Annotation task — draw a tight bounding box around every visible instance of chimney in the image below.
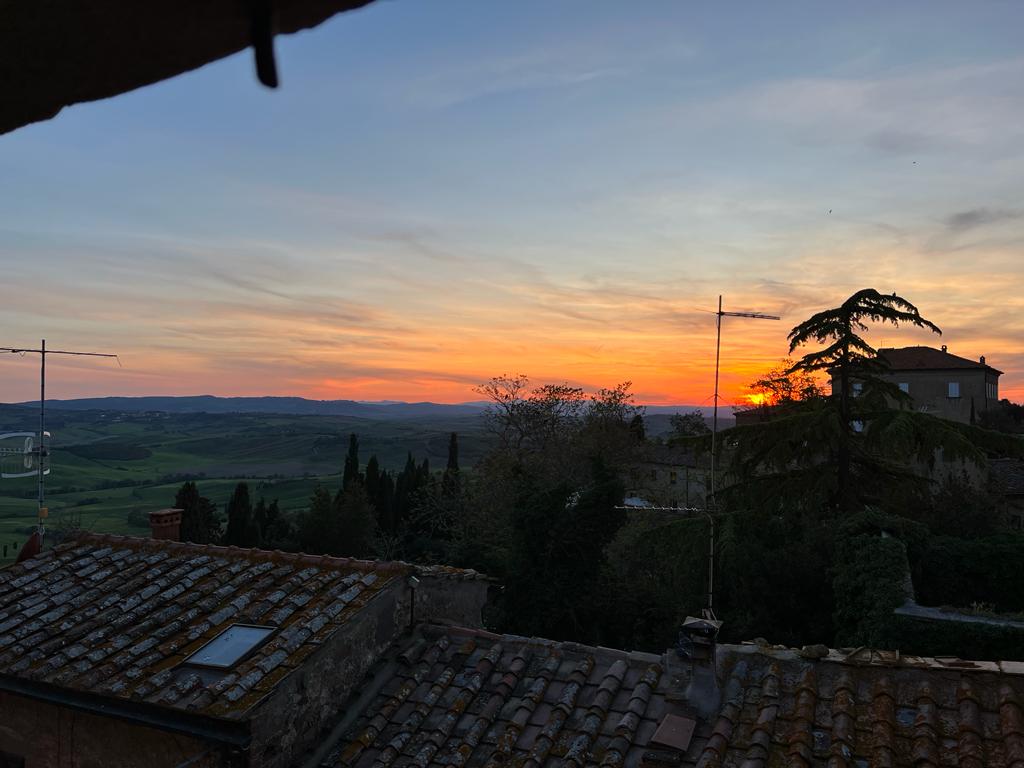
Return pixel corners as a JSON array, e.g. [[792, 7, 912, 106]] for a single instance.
[[980, 355, 986, 364], [941, 344, 948, 353], [675, 615, 723, 718], [149, 508, 182, 541]]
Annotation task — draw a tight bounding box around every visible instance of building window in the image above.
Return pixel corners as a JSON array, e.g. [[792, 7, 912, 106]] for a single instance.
[[669, 471, 678, 485], [852, 382, 863, 396], [947, 382, 960, 399], [852, 420, 864, 433], [898, 382, 909, 394], [987, 382, 998, 399]]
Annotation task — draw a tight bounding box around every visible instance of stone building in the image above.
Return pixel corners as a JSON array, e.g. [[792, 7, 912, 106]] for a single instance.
[[865, 345, 1001, 425], [4, 513, 1024, 767], [0, 512, 487, 768], [624, 445, 710, 509]]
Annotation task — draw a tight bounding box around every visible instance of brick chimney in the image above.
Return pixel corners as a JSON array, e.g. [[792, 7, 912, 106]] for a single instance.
[[149, 508, 182, 541]]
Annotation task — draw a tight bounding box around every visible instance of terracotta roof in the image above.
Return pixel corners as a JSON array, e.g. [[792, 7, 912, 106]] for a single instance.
[[697, 644, 1024, 768], [0, 533, 408, 719], [319, 629, 1024, 768], [320, 625, 685, 768], [878, 346, 1003, 375]]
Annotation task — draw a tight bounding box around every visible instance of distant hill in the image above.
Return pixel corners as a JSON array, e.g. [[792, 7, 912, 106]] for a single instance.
[[5, 395, 731, 423], [8, 396, 487, 420]]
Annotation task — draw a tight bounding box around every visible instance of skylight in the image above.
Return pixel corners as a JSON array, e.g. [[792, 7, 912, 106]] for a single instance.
[[186, 624, 274, 668]]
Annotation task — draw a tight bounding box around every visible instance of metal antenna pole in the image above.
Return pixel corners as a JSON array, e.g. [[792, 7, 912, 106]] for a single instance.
[[708, 298, 780, 505], [703, 297, 780, 614], [710, 296, 722, 504], [39, 339, 45, 527], [2, 343, 119, 540]]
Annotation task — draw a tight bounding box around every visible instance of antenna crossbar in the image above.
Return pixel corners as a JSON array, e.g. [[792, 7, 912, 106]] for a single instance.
[[1, 339, 119, 542]]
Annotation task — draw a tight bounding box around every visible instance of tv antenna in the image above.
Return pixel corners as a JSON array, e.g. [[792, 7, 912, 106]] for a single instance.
[[1, 340, 119, 541], [709, 296, 779, 505]]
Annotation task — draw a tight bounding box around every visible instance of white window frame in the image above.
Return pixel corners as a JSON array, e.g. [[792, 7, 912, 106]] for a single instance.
[[898, 382, 909, 394], [947, 381, 960, 399]]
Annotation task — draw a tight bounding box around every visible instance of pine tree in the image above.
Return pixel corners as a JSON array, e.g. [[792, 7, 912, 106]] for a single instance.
[[723, 288, 1007, 516], [343, 434, 361, 489], [223, 482, 253, 546], [787, 289, 940, 508]]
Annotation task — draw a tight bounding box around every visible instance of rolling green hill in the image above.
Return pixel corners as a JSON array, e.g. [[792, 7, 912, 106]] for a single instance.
[[0, 405, 490, 562]]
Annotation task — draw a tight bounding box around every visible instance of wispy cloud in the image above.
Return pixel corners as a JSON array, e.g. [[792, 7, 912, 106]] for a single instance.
[[944, 207, 1023, 233]]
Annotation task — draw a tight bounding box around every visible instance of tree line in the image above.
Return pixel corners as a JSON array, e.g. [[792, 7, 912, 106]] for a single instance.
[[169, 288, 1024, 655]]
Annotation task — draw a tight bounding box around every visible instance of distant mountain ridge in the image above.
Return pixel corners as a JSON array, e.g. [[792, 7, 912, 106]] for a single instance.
[[7, 396, 484, 420], [6, 395, 725, 421]]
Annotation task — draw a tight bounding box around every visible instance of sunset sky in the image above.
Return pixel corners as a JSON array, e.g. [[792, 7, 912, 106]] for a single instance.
[[1, 1, 1023, 406]]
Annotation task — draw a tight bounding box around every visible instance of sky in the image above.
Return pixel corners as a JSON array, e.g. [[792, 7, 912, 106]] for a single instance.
[[1, 1, 1023, 406]]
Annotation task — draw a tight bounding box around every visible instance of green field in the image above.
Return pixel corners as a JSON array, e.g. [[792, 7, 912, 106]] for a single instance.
[[0, 405, 489, 562]]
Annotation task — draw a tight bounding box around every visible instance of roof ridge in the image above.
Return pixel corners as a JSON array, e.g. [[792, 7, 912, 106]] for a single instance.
[[420, 623, 663, 666], [65, 531, 413, 574], [722, 642, 1022, 673]]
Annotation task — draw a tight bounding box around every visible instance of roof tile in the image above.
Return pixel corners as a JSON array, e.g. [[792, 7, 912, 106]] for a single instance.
[[0, 533, 408, 718]]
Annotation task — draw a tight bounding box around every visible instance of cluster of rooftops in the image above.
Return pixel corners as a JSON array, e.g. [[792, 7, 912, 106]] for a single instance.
[[2, 532, 1024, 767]]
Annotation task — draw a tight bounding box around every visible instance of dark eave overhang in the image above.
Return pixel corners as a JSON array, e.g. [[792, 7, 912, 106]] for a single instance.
[[0, 0, 376, 135], [0, 672, 251, 747]]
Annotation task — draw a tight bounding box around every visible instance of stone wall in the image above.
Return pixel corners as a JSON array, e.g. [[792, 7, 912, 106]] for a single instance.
[[246, 572, 488, 768], [0, 690, 225, 768]]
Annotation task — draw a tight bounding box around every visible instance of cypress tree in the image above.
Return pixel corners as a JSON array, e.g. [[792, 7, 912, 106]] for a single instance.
[[175, 481, 219, 544], [446, 433, 459, 473], [223, 482, 253, 546], [365, 455, 381, 503], [377, 471, 396, 534], [343, 433, 361, 489], [300, 485, 337, 554], [443, 433, 461, 498], [335, 484, 377, 557]]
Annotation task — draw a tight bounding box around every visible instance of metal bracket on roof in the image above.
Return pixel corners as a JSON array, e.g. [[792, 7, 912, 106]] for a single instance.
[[248, 0, 279, 88]]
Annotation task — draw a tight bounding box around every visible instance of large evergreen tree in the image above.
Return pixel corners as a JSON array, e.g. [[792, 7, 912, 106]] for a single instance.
[[334, 485, 377, 557], [786, 289, 941, 507], [723, 288, 1006, 516], [365, 455, 381, 503], [175, 481, 219, 544], [222, 482, 254, 546], [442, 433, 460, 498], [298, 485, 337, 554], [342, 434, 361, 489]]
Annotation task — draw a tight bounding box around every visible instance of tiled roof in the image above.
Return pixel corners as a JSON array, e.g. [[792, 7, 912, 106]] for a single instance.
[[878, 346, 1003, 375], [320, 625, 684, 768], [320, 630, 1024, 768], [696, 645, 1024, 768], [0, 533, 408, 719]]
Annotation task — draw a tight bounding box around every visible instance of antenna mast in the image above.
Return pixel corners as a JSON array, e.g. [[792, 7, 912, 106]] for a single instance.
[[2, 340, 119, 540], [708, 297, 780, 506]]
